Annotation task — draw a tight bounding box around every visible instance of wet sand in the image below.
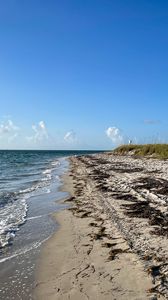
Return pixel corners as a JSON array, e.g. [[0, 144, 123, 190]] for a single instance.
[[34, 153, 168, 299]]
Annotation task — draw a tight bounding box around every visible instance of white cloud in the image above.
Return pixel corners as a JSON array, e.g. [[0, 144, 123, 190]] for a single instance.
[[105, 126, 124, 145], [64, 130, 77, 143], [27, 121, 49, 143], [0, 120, 19, 134], [0, 119, 20, 142]]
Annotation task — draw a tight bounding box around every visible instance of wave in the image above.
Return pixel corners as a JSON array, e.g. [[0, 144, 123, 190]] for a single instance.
[[0, 236, 50, 263], [51, 160, 60, 167], [0, 198, 28, 248], [0, 157, 61, 250]]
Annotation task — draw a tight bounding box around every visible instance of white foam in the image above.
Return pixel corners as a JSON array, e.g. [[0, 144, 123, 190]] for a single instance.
[[0, 198, 28, 248], [0, 157, 63, 249], [0, 236, 50, 264], [27, 214, 48, 220], [42, 169, 52, 175], [51, 160, 60, 166]]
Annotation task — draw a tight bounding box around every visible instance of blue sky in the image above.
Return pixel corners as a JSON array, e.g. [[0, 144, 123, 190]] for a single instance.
[[0, 0, 168, 149]]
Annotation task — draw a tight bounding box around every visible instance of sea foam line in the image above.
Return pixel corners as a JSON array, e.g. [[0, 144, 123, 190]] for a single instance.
[[0, 236, 50, 264]]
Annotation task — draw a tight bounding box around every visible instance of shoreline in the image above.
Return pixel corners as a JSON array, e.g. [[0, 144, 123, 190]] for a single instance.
[[33, 154, 168, 299], [0, 156, 70, 300]]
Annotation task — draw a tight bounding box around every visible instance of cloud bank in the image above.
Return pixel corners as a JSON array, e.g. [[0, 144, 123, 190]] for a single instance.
[[64, 130, 77, 143], [27, 121, 49, 143], [0, 119, 19, 142], [105, 126, 124, 145]]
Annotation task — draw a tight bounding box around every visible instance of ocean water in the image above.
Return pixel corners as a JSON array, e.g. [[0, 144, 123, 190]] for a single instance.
[[0, 150, 100, 299], [0, 150, 97, 250]]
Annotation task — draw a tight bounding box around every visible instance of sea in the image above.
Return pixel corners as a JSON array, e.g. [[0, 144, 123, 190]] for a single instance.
[[0, 150, 100, 300]]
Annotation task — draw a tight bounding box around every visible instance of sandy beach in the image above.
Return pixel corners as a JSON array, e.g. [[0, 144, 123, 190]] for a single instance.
[[34, 153, 168, 300]]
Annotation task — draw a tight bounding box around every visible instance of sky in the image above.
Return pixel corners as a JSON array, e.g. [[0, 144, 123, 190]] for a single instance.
[[0, 0, 168, 150]]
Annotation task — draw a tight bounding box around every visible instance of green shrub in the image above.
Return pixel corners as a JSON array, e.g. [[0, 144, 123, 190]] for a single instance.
[[113, 144, 168, 159]]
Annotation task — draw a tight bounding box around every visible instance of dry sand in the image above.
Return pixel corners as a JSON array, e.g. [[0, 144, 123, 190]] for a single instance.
[[34, 153, 168, 300]]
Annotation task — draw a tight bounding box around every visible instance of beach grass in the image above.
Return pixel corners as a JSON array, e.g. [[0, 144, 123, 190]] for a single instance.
[[113, 144, 168, 159]]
